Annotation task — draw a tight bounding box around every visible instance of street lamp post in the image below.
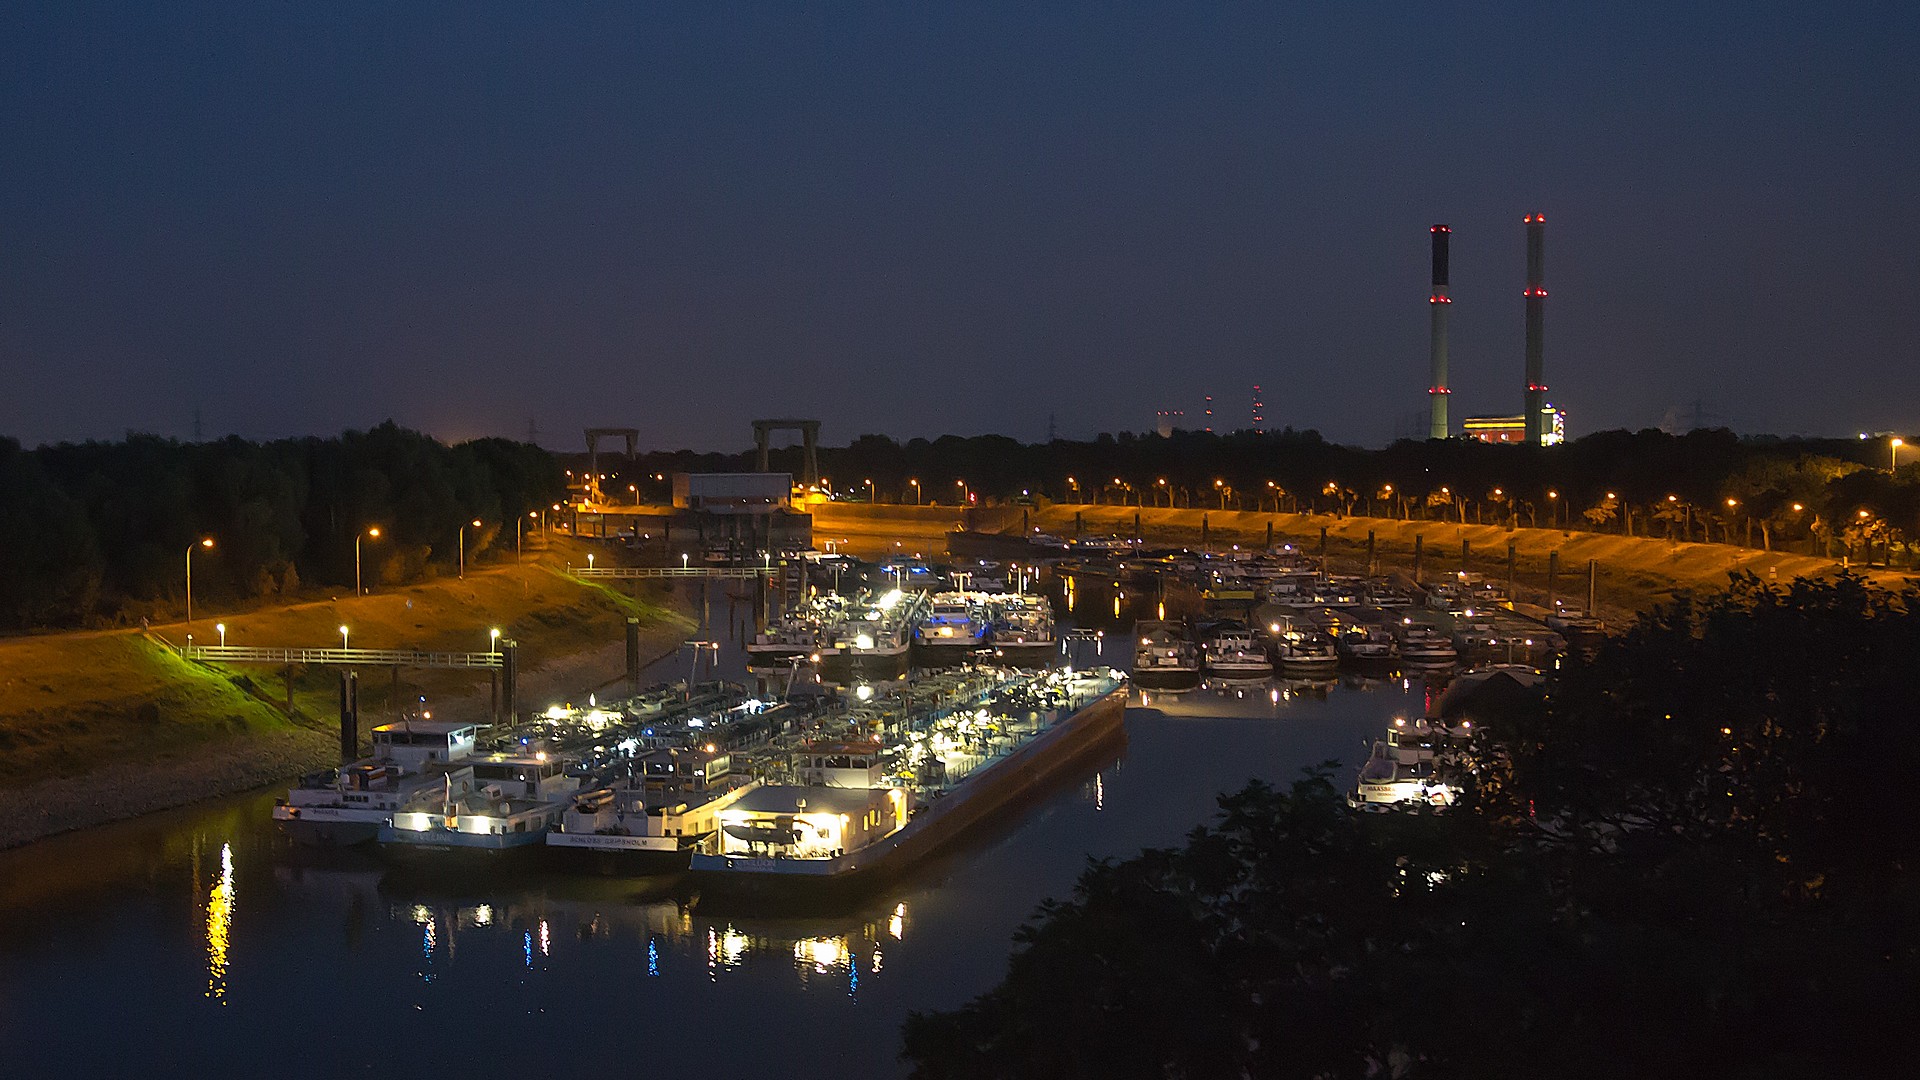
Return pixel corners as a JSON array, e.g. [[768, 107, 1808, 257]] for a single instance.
[[1067, 476, 1079, 503], [216, 622, 226, 647], [459, 519, 481, 579], [339, 625, 350, 651], [909, 478, 921, 505], [185, 538, 213, 627], [490, 627, 501, 653], [1892, 437, 1905, 473], [956, 479, 970, 505], [864, 478, 876, 504], [356, 526, 381, 595]]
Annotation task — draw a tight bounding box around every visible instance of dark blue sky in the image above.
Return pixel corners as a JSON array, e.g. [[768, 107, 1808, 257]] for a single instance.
[[4, 2, 1917, 450]]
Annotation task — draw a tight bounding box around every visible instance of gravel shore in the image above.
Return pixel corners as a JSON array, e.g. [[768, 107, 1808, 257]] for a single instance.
[[0, 726, 337, 850]]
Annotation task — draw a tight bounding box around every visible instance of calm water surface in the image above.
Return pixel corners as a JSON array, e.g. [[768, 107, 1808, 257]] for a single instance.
[[0, 577, 1430, 1078]]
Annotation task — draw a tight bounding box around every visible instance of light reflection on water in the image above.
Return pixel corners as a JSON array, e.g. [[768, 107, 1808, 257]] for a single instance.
[[204, 842, 234, 1004], [0, 577, 1429, 1078]]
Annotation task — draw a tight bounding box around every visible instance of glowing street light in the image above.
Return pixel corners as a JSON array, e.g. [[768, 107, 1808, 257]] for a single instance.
[[956, 479, 970, 504], [864, 478, 875, 503], [185, 537, 214, 627], [356, 526, 382, 595], [489, 627, 501, 653], [1892, 437, 1905, 473], [216, 622, 226, 647], [681, 552, 690, 569], [459, 518, 482, 579], [1066, 476, 1079, 502], [339, 625, 350, 650], [909, 478, 921, 505]]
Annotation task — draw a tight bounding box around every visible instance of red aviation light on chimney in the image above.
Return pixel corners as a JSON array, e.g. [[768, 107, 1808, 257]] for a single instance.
[[1430, 225, 1451, 233], [1524, 288, 1548, 298], [1429, 294, 1452, 304], [1427, 386, 1452, 394], [1524, 214, 1545, 224], [1527, 383, 1548, 392]]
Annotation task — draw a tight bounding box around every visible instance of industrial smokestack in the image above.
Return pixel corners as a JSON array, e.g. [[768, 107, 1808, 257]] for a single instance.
[[1428, 225, 1452, 440], [1523, 213, 1547, 445]]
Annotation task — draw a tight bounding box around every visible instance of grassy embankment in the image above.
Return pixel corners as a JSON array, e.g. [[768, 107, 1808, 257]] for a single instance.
[[0, 536, 691, 846], [811, 502, 1875, 622]]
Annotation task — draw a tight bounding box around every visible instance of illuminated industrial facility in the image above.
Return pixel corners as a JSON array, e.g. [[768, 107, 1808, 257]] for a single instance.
[[1422, 214, 1562, 446], [1463, 406, 1566, 445]]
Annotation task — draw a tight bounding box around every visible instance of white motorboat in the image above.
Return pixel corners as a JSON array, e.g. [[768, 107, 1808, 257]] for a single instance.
[[1202, 623, 1274, 680], [1133, 620, 1200, 690], [272, 719, 482, 845], [1394, 622, 1459, 665]]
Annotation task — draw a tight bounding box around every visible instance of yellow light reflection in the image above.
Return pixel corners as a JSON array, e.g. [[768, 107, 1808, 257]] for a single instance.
[[205, 842, 235, 1003], [889, 902, 906, 940], [794, 935, 851, 972]]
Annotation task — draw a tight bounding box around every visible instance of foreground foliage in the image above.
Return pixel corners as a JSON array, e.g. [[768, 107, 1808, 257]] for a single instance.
[[904, 575, 1917, 1078]]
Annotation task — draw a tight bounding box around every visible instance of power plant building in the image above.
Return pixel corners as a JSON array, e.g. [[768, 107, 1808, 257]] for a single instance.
[[1464, 406, 1566, 445]]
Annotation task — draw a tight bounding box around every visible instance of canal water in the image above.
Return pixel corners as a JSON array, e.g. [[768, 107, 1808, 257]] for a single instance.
[[0, 575, 1431, 1078]]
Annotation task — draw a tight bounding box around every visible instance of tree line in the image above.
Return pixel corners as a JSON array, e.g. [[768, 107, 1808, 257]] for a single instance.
[[903, 573, 1916, 1077], [595, 426, 1917, 563], [0, 423, 564, 630]]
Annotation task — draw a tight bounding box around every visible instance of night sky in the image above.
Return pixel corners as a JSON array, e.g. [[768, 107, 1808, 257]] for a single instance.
[[4, 2, 1917, 451]]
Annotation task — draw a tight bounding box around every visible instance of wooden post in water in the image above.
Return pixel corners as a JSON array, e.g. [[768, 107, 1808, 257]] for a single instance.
[[1413, 534, 1424, 584], [1547, 550, 1559, 608], [1588, 558, 1597, 614], [1201, 514, 1209, 550], [501, 640, 519, 724], [626, 617, 642, 696], [1367, 531, 1376, 577], [338, 671, 358, 763], [1133, 512, 1141, 543], [1266, 521, 1274, 550], [1319, 526, 1329, 578], [1507, 542, 1517, 605]]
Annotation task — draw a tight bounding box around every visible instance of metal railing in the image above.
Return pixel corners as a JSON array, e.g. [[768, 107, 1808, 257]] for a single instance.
[[569, 565, 777, 579], [179, 644, 504, 669]]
